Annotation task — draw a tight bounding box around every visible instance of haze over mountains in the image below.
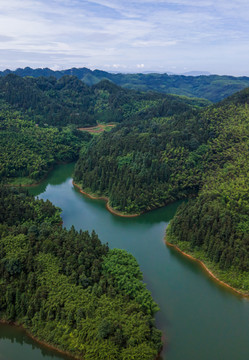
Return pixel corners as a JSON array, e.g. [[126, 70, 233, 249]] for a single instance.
[[1, 67, 249, 102]]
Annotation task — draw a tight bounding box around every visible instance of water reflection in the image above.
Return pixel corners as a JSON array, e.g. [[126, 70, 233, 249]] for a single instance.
[[10, 162, 249, 360], [0, 324, 73, 360]]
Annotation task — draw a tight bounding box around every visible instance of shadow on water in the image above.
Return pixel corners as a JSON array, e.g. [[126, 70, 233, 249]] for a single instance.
[[28, 163, 76, 197], [0, 324, 73, 360], [167, 245, 248, 301], [72, 184, 183, 226]]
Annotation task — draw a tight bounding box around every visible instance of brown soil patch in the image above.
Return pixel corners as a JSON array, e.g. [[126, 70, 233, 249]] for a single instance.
[[78, 124, 115, 134]]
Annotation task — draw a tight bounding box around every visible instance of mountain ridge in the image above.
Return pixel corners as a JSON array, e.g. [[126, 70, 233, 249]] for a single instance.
[[1, 66, 249, 102]]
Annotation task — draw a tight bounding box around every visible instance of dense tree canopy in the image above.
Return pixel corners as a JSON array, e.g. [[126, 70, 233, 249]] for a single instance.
[[0, 186, 162, 359], [0, 101, 91, 184], [74, 87, 249, 292], [74, 95, 215, 213], [0, 74, 205, 128], [167, 90, 249, 292], [0, 75, 208, 185], [1, 68, 249, 351]]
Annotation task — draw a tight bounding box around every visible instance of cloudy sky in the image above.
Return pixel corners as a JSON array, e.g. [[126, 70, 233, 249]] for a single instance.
[[0, 0, 249, 75]]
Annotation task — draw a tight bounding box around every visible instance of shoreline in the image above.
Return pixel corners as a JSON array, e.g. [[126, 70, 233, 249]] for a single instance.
[[72, 182, 185, 218], [72, 181, 140, 218], [5, 161, 76, 188], [0, 320, 77, 359], [165, 239, 249, 298], [0, 319, 163, 360], [4, 165, 55, 187]]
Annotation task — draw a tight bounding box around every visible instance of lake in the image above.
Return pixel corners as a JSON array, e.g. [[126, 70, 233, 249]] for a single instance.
[[1, 163, 249, 360]]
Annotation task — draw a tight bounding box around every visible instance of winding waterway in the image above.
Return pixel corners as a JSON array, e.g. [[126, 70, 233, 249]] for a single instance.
[[1, 163, 249, 360]]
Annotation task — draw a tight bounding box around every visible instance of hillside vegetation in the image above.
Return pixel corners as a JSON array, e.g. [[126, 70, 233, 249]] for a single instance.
[[74, 94, 216, 213], [2, 66, 249, 102], [0, 101, 91, 184], [0, 75, 208, 185], [74, 88, 249, 293], [0, 186, 162, 360], [0, 74, 193, 128], [167, 90, 249, 293]]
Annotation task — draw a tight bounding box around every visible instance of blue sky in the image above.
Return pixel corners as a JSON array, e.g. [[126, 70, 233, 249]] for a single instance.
[[1, 0, 249, 75]]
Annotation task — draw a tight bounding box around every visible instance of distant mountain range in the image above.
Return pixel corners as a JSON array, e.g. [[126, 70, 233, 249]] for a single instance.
[[181, 71, 211, 76], [1, 66, 249, 102]]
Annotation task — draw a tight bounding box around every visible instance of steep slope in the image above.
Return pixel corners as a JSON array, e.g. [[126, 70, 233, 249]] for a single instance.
[[0, 74, 95, 127], [74, 87, 249, 293], [0, 101, 91, 184], [0, 74, 191, 128], [0, 75, 208, 185], [166, 90, 249, 294], [74, 95, 211, 213]]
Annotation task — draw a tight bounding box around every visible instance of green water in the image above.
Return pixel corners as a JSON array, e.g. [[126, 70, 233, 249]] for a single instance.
[[1, 163, 249, 360]]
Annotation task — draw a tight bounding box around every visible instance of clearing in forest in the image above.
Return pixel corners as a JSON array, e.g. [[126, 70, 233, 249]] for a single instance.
[[78, 123, 116, 134]]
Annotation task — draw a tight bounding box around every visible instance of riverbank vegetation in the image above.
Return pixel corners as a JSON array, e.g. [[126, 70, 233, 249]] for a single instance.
[[74, 87, 249, 292], [166, 144, 249, 292], [0, 186, 162, 359], [73, 93, 213, 214], [166, 90, 249, 293], [1, 69, 249, 347]]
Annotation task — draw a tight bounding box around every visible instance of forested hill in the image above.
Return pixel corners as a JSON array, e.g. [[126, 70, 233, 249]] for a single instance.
[[1, 74, 205, 128], [166, 89, 249, 293], [74, 86, 249, 292], [73, 93, 225, 214], [0, 186, 162, 359], [0, 74, 209, 186], [0, 100, 92, 184], [0, 74, 95, 127], [74, 86, 249, 214], [1, 66, 249, 102]]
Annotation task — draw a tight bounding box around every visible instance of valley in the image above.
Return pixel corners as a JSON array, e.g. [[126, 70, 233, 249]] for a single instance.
[[0, 72, 249, 359]]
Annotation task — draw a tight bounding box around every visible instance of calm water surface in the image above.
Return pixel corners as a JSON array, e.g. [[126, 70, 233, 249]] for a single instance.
[[1, 163, 249, 360]]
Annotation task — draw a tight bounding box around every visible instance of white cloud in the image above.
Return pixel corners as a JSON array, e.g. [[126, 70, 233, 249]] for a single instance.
[[132, 40, 178, 47], [0, 0, 249, 74]]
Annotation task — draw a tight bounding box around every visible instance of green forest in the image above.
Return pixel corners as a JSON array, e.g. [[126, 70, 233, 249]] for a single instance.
[[0, 100, 91, 184], [0, 74, 208, 186], [0, 75, 167, 359], [0, 74, 185, 128], [74, 87, 249, 293], [1, 70, 249, 360], [166, 91, 249, 293], [0, 186, 162, 359], [2, 66, 249, 102], [73, 93, 218, 214]]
